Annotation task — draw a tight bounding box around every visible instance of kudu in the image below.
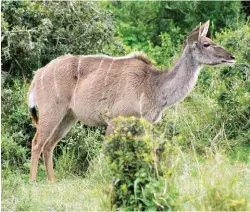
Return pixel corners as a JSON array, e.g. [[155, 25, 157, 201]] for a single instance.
[[28, 21, 235, 182]]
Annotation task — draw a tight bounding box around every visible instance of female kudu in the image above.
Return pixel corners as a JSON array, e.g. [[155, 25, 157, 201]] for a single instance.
[[28, 21, 235, 182]]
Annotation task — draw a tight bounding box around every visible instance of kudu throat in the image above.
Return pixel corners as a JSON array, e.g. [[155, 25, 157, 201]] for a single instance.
[[153, 47, 201, 107]]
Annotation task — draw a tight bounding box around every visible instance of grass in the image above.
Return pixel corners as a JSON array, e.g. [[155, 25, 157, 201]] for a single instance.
[[1, 155, 112, 211], [2, 130, 249, 211], [2, 78, 250, 211], [2, 140, 250, 211], [3, 178, 104, 211], [172, 149, 250, 210], [2, 155, 250, 211]]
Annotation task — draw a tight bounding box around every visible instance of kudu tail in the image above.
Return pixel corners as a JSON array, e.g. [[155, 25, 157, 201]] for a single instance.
[[28, 82, 38, 126]]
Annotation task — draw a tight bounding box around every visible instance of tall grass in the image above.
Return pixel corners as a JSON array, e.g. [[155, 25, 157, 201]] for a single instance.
[[1, 155, 111, 211]]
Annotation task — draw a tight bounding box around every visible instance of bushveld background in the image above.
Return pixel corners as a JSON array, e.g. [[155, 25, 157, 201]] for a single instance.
[[1, 1, 250, 211]]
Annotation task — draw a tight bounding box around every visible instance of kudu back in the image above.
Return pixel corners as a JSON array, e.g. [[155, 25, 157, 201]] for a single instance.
[[28, 21, 235, 182]]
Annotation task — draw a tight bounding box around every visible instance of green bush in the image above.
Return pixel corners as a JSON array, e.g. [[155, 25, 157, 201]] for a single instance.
[[105, 1, 244, 52], [195, 23, 250, 141], [1, 1, 114, 78], [1, 80, 32, 170], [104, 117, 179, 211], [214, 24, 250, 140]]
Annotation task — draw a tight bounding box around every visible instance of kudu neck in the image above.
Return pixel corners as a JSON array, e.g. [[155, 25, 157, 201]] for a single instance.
[[154, 46, 202, 106]]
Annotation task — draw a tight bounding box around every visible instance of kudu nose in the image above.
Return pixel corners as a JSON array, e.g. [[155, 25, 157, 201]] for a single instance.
[[230, 54, 235, 60]]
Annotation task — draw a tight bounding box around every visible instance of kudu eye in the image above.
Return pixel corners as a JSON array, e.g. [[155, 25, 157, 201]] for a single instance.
[[203, 42, 210, 47]]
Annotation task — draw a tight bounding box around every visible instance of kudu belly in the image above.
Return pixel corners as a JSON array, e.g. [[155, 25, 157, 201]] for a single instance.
[[72, 79, 164, 125], [71, 77, 142, 126]]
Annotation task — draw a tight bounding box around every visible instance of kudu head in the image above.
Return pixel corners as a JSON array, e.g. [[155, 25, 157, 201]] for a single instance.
[[185, 20, 235, 66]]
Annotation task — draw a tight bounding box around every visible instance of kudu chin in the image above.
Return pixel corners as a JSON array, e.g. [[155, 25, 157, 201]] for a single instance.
[[28, 20, 235, 182]]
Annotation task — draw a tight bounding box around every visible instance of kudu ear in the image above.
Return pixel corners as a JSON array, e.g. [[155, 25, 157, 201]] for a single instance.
[[186, 20, 210, 44], [200, 20, 210, 37], [186, 23, 201, 44]]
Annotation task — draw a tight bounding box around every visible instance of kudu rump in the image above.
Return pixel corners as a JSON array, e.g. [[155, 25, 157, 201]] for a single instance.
[[28, 21, 235, 182]]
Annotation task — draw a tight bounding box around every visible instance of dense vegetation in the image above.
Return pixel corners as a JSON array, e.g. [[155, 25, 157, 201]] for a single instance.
[[1, 1, 250, 210]]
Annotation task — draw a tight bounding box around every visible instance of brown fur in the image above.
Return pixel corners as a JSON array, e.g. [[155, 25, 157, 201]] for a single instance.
[[28, 21, 235, 182], [130, 51, 155, 65]]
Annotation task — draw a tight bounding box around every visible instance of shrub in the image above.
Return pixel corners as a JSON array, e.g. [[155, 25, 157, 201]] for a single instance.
[[104, 117, 179, 211], [196, 23, 250, 141], [105, 1, 244, 51], [214, 23, 250, 140], [1, 1, 114, 79], [147, 31, 181, 69], [1, 80, 32, 170]]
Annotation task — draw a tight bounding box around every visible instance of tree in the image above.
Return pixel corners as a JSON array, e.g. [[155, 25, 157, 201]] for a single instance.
[[1, 1, 115, 79]]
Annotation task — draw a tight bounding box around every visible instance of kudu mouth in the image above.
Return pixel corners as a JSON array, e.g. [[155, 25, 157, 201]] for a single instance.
[[221, 54, 236, 64], [221, 59, 236, 64], [206, 58, 236, 67]]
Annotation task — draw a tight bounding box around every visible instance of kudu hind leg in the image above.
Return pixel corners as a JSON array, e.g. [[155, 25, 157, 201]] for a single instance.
[[30, 131, 41, 182], [42, 111, 77, 182], [30, 108, 68, 182]]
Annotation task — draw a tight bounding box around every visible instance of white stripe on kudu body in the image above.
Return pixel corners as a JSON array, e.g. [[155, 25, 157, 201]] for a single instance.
[[53, 59, 60, 98], [73, 58, 82, 109], [111, 59, 126, 110], [88, 58, 104, 100], [27, 20, 236, 183], [104, 59, 114, 87], [41, 66, 46, 90]]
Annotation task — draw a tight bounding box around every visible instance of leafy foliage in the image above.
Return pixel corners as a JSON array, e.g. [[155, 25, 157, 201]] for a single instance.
[[1, 1, 114, 78], [105, 1, 244, 51], [104, 117, 178, 210], [1, 80, 32, 169], [214, 24, 250, 139], [195, 23, 250, 140]]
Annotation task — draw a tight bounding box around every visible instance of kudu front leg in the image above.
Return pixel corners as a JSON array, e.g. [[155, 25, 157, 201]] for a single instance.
[[105, 120, 116, 136]]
